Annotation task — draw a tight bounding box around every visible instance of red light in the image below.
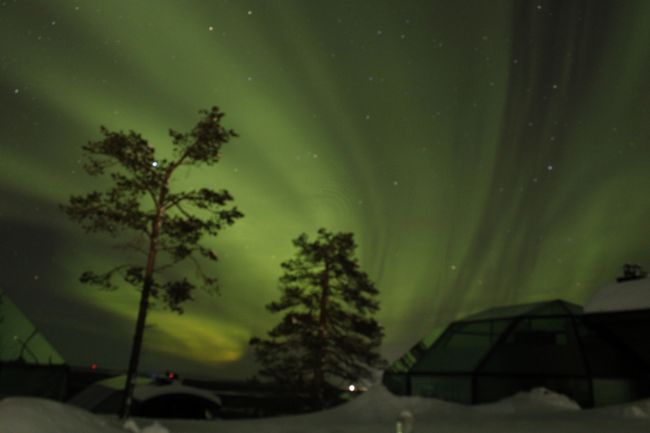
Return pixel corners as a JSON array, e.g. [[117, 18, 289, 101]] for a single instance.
[[90, 363, 97, 370], [168, 372, 175, 379]]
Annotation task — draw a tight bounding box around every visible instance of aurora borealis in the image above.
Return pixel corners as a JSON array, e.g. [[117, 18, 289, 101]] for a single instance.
[[1, 0, 649, 379]]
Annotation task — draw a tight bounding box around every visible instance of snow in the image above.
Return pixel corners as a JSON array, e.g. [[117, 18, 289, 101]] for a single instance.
[[2, 385, 650, 433], [585, 277, 650, 313], [68, 375, 221, 413], [0, 397, 124, 433]]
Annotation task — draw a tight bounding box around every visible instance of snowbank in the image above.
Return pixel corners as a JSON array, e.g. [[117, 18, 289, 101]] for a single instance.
[[0, 397, 124, 433], [475, 387, 581, 414], [2, 385, 650, 433]]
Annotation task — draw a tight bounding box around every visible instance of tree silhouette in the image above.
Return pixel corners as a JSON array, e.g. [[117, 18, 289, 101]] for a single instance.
[[250, 229, 385, 408], [61, 107, 243, 418]]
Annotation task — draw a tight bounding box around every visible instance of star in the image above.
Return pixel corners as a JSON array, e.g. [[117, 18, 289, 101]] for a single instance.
[[208, 26, 214, 31], [547, 164, 554, 171], [247, 10, 253, 15]]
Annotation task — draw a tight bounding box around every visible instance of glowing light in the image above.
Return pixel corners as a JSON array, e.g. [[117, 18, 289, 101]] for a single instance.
[[348, 384, 356, 392], [152, 161, 159, 167]]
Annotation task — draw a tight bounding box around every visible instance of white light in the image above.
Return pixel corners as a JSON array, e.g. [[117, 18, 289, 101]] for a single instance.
[[348, 384, 356, 392], [152, 161, 159, 167]]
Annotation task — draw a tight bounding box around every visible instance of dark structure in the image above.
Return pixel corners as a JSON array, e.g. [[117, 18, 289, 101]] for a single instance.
[[0, 362, 69, 400], [383, 300, 650, 407], [617, 264, 647, 282]]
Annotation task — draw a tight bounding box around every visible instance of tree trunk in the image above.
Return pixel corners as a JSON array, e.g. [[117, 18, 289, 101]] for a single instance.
[[315, 261, 330, 406], [119, 186, 168, 418], [119, 266, 154, 418]]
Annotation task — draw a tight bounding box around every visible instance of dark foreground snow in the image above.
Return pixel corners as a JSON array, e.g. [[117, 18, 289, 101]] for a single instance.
[[1, 385, 649, 433]]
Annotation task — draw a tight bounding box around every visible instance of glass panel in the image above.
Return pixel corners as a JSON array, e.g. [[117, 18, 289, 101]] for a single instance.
[[592, 378, 642, 406], [481, 318, 586, 375], [462, 303, 544, 321], [410, 375, 472, 403], [386, 341, 429, 373], [382, 373, 408, 395], [530, 301, 582, 317], [561, 303, 584, 316], [411, 320, 510, 373], [463, 301, 582, 322]]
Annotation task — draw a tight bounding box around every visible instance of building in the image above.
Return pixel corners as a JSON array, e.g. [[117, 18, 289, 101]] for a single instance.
[[383, 299, 650, 407]]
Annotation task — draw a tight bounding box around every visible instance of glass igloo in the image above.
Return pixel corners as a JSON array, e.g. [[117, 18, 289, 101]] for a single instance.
[[383, 300, 650, 407]]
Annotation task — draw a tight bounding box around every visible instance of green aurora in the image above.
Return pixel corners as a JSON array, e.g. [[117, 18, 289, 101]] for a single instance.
[[1, 0, 649, 378]]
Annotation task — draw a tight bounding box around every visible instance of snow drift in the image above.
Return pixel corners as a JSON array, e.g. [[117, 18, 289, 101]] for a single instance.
[[1, 385, 650, 433]]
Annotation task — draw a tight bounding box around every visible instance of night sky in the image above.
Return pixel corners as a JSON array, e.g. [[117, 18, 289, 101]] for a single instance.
[[1, 0, 649, 379]]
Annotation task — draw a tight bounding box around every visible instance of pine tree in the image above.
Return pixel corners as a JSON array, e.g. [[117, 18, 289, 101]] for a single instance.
[[250, 229, 385, 408], [61, 107, 243, 418]]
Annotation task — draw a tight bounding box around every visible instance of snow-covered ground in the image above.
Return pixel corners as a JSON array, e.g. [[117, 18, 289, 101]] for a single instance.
[[1, 385, 650, 433]]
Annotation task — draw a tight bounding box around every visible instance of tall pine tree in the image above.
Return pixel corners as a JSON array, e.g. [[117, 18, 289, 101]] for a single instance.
[[250, 229, 385, 408], [61, 107, 243, 418]]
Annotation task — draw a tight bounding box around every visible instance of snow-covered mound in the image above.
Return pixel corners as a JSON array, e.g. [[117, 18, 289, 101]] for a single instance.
[[476, 387, 581, 414], [2, 386, 650, 433], [585, 277, 650, 313], [324, 381, 464, 422], [0, 397, 124, 433], [0, 397, 171, 433]]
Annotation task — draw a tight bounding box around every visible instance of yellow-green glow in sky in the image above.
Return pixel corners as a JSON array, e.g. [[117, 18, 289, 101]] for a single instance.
[[0, 0, 649, 378]]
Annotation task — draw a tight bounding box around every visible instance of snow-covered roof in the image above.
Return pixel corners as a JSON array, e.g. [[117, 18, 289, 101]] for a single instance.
[[68, 375, 222, 410], [133, 381, 222, 406], [584, 277, 650, 313]]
